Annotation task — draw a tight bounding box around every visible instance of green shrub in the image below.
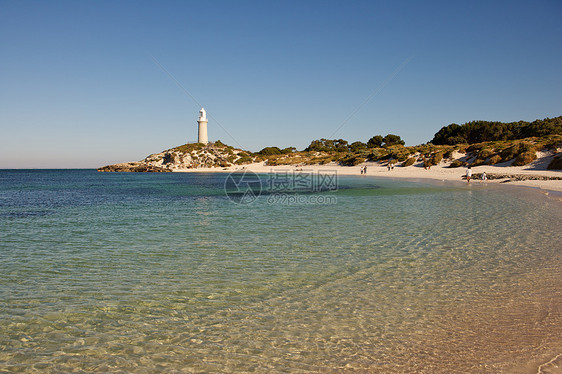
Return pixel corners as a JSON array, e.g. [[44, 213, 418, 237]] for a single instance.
[[281, 147, 296, 154], [235, 156, 253, 165], [384, 146, 409, 162], [466, 143, 486, 153], [392, 153, 409, 162], [317, 157, 333, 165], [402, 157, 416, 167], [258, 146, 282, 155], [173, 143, 204, 153], [340, 155, 365, 166], [162, 153, 175, 164], [500, 144, 521, 162], [478, 148, 494, 159], [541, 135, 562, 150], [500, 141, 537, 163], [547, 154, 562, 170], [517, 142, 535, 156], [268, 156, 298, 166], [512, 151, 537, 166], [449, 159, 466, 168], [367, 150, 386, 161], [472, 158, 485, 166], [430, 152, 443, 165], [487, 155, 502, 165], [304, 155, 333, 165]]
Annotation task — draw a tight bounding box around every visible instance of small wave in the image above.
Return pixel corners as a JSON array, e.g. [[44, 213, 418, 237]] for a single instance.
[[0, 210, 53, 219]]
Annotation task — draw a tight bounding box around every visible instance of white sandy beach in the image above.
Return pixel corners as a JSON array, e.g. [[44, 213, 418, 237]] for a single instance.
[[174, 158, 562, 193]]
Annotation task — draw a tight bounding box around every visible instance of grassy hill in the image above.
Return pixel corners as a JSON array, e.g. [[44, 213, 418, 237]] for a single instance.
[[98, 141, 258, 172]]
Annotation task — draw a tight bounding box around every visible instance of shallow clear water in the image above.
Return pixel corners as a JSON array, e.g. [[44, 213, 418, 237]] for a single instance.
[[1, 170, 561, 373]]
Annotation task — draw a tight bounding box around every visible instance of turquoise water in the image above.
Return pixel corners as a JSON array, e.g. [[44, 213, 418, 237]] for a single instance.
[[1, 170, 561, 373]]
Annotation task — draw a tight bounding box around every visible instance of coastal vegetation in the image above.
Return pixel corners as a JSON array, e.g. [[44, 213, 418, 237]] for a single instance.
[[431, 116, 562, 145], [98, 116, 562, 171], [402, 157, 416, 167], [254, 116, 562, 169], [547, 155, 562, 170], [256, 146, 296, 155], [302, 134, 405, 152]]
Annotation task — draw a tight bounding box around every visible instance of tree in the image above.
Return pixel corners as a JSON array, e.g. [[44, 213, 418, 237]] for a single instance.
[[367, 135, 383, 148], [430, 116, 562, 145], [431, 123, 463, 145], [383, 134, 405, 146], [305, 139, 332, 152], [280, 147, 296, 154], [350, 141, 367, 152], [305, 138, 350, 152], [305, 140, 325, 152], [258, 146, 282, 155], [334, 139, 349, 152]]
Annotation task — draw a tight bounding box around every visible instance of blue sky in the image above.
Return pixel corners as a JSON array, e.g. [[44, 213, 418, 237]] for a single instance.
[[1, 0, 561, 168]]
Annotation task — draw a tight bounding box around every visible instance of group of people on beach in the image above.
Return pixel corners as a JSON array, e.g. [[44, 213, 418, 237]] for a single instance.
[[357, 164, 488, 182], [465, 167, 487, 183]]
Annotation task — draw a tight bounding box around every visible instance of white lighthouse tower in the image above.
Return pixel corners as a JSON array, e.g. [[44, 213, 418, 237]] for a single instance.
[[197, 108, 208, 144]]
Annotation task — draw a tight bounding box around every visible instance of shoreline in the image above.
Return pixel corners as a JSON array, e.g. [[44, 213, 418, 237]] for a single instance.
[[173, 161, 562, 194]]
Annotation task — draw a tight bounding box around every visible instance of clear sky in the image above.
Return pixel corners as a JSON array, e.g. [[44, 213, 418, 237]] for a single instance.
[[1, 0, 561, 168]]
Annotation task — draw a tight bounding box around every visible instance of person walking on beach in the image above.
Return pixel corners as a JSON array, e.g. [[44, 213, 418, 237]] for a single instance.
[[364, 166, 367, 174], [466, 166, 472, 183], [481, 171, 487, 181]]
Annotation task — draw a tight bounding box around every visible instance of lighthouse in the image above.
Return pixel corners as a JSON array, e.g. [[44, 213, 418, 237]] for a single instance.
[[197, 108, 208, 144]]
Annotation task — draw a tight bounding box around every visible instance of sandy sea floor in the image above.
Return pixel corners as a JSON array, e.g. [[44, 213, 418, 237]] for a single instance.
[[1, 170, 561, 373]]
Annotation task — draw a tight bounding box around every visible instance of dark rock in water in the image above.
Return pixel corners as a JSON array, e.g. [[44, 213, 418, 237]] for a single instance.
[[473, 173, 562, 181], [97, 163, 171, 172]]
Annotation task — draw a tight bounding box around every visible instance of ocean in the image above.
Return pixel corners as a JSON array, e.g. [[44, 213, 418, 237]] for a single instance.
[[1, 169, 561, 373]]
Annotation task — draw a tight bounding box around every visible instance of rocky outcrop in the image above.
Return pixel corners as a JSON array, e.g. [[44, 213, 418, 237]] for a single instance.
[[97, 142, 256, 172], [474, 173, 562, 182], [97, 162, 171, 172]]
